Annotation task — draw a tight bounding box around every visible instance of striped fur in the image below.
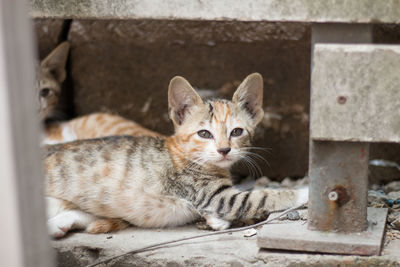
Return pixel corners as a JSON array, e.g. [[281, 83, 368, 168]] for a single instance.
[[44, 73, 308, 238]]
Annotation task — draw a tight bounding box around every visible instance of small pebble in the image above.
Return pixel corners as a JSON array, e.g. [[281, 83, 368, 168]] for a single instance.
[[243, 228, 257, 237], [287, 211, 300, 221], [267, 182, 281, 189], [388, 191, 400, 200], [254, 177, 270, 188], [281, 177, 294, 188], [392, 216, 400, 230], [298, 210, 308, 220], [385, 181, 400, 193]]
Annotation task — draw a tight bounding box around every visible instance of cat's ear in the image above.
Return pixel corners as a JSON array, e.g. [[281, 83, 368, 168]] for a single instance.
[[232, 73, 264, 125], [40, 42, 70, 83], [168, 76, 203, 126]]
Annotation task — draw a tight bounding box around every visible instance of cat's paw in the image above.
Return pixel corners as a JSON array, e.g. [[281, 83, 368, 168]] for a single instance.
[[47, 215, 74, 238], [296, 187, 309, 206], [204, 215, 231, 230]]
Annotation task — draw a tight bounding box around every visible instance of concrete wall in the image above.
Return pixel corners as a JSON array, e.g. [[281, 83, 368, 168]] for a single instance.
[[33, 19, 400, 183]]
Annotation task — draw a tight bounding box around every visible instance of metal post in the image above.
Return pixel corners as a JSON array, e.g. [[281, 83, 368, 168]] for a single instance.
[[308, 23, 372, 233], [258, 24, 388, 255], [308, 141, 369, 232]]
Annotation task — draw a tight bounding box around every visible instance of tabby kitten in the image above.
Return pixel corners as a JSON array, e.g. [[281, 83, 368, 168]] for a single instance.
[[38, 42, 163, 144], [44, 73, 308, 238]]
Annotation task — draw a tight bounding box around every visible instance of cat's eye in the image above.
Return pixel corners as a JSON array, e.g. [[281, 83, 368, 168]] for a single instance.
[[230, 128, 243, 137], [40, 88, 51, 97], [197, 130, 213, 139]]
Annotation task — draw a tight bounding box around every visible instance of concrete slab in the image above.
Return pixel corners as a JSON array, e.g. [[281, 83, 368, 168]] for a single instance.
[[30, 0, 400, 23], [311, 44, 400, 143], [257, 208, 388, 256], [53, 222, 400, 266]]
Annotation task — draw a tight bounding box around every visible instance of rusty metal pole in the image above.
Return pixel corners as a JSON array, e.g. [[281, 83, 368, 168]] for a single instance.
[[308, 141, 369, 232], [308, 24, 372, 233]]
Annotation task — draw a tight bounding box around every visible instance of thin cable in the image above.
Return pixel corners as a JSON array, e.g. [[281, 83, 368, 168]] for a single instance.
[[86, 202, 307, 267]]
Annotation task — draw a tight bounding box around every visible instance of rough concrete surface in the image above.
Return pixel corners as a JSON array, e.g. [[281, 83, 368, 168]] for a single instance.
[[258, 208, 387, 256], [33, 18, 66, 59], [53, 225, 400, 266], [311, 44, 400, 143], [30, 0, 400, 23]]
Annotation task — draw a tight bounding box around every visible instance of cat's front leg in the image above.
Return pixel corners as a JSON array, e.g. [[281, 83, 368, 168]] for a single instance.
[[196, 183, 308, 230]]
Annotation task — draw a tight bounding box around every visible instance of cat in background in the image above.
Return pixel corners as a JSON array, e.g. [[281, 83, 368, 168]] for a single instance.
[[43, 73, 308, 238], [37, 42, 70, 122], [37, 41, 163, 145]]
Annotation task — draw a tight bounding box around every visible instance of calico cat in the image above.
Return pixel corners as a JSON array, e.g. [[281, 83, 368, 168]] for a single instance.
[[37, 42, 163, 144], [44, 73, 308, 238]]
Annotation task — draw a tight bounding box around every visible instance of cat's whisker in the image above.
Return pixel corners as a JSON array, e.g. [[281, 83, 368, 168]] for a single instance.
[[237, 157, 254, 178], [242, 151, 270, 169], [245, 158, 260, 178], [239, 155, 262, 178], [242, 146, 272, 155], [242, 146, 272, 152], [245, 156, 263, 177]]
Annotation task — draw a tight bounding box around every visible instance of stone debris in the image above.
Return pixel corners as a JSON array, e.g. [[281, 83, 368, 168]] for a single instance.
[[368, 188, 400, 232], [287, 211, 301, 221], [392, 217, 400, 229], [243, 228, 257, 237], [279, 210, 301, 221]]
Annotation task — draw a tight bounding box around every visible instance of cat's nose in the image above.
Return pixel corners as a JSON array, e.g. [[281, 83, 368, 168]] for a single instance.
[[217, 147, 231, 156]]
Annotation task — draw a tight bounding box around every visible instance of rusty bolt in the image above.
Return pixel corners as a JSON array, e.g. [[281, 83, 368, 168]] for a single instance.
[[337, 96, 347, 104], [328, 191, 339, 201], [328, 186, 350, 206]]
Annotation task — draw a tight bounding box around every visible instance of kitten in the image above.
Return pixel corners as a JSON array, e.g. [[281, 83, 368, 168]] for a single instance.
[[37, 41, 70, 122], [37, 42, 163, 144], [43, 73, 308, 238]]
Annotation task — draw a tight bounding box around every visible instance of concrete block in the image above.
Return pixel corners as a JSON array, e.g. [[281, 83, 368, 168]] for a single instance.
[[311, 44, 400, 143], [257, 208, 388, 256], [30, 0, 400, 23]]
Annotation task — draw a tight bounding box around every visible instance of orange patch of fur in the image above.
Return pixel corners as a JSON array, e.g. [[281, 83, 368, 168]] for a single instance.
[[102, 166, 111, 177], [86, 219, 129, 234], [45, 124, 63, 142]]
